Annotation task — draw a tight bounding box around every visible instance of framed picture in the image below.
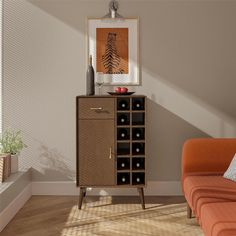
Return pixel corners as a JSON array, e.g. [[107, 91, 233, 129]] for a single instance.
[[87, 18, 140, 85]]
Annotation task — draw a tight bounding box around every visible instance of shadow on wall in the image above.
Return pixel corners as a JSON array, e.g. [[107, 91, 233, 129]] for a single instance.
[[16, 126, 76, 181], [135, 68, 236, 138], [32, 145, 76, 181], [146, 98, 209, 181], [26, 0, 106, 32]]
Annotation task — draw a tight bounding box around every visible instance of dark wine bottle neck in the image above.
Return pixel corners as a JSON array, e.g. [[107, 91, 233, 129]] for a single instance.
[[89, 56, 92, 66]]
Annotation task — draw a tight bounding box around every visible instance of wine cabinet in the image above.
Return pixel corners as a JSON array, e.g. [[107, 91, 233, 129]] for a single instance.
[[76, 95, 146, 209]]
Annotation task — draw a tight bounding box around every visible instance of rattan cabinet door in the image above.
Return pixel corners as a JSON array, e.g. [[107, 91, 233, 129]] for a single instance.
[[79, 119, 115, 186]]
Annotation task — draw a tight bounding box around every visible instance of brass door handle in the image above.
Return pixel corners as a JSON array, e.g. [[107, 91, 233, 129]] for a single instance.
[[109, 147, 112, 159], [90, 107, 103, 110]]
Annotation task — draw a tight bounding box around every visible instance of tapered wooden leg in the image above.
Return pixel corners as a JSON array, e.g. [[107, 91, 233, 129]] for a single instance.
[[78, 187, 86, 210], [138, 187, 145, 210], [187, 203, 192, 219]]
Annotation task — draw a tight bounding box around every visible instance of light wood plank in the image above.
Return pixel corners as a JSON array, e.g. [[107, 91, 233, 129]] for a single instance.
[[1, 196, 203, 236]]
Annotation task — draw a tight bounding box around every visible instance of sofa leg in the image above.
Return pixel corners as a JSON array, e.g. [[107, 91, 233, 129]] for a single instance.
[[187, 203, 192, 219]]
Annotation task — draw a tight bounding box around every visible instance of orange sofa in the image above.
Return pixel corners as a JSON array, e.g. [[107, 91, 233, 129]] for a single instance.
[[182, 138, 236, 236]]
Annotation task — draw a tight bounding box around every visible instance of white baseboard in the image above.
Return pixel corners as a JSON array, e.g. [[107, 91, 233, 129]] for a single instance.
[[32, 181, 183, 196], [0, 183, 32, 232]]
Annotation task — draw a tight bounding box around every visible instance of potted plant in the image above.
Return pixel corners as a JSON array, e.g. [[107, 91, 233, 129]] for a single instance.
[[0, 129, 27, 173]]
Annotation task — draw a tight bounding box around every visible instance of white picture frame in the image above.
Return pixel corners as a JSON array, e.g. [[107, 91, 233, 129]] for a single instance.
[[87, 18, 140, 85]]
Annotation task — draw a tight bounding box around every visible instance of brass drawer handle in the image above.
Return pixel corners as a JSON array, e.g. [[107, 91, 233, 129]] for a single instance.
[[90, 107, 103, 111]]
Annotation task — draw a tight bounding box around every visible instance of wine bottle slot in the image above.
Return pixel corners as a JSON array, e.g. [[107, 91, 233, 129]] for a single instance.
[[132, 158, 145, 170], [132, 172, 145, 185], [117, 172, 130, 185], [117, 158, 130, 170], [117, 113, 130, 125], [132, 143, 145, 155], [132, 98, 145, 110], [117, 143, 130, 155], [132, 113, 145, 125], [117, 98, 130, 111], [132, 128, 145, 140]]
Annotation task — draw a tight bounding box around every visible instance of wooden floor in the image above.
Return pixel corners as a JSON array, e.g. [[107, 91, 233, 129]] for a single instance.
[[1, 196, 203, 236]]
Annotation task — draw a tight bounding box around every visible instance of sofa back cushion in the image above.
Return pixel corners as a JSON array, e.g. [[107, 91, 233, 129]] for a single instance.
[[182, 139, 236, 179]]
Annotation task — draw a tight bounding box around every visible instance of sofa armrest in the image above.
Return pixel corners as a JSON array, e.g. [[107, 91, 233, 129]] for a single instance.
[[182, 138, 236, 180]]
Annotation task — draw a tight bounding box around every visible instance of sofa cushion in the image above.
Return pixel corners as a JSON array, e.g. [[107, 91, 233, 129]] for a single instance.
[[224, 153, 236, 182], [183, 175, 236, 216], [201, 202, 236, 236], [196, 198, 228, 224]]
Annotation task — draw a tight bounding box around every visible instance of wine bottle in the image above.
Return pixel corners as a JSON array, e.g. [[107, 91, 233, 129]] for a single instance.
[[86, 55, 95, 95], [120, 115, 126, 124], [132, 158, 145, 170], [136, 144, 142, 153], [133, 128, 144, 140], [133, 143, 144, 155], [118, 99, 128, 110], [118, 128, 129, 140], [135, 102, 141, 109], [118, 158, 130, 170], [132, 98, 144, 110], [117, 114, 129, 125], [132, 173, 145, 185], [117, 173, 130, 185]]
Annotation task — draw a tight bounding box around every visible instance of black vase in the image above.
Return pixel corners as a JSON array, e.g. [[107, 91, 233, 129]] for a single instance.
[[86, 55, 95, 95]]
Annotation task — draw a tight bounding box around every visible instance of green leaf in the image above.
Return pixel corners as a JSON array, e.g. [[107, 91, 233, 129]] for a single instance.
[[0, 128, 27, 154]]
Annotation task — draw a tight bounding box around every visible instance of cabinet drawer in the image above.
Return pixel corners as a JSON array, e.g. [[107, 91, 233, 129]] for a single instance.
[[79, 98, 115, 119]]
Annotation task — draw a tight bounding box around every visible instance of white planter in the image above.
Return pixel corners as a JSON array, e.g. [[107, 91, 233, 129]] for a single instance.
[[11, 154, 19, 173]]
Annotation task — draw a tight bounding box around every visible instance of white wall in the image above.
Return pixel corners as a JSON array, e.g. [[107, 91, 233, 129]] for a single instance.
[[3, 0, 236, 183]]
